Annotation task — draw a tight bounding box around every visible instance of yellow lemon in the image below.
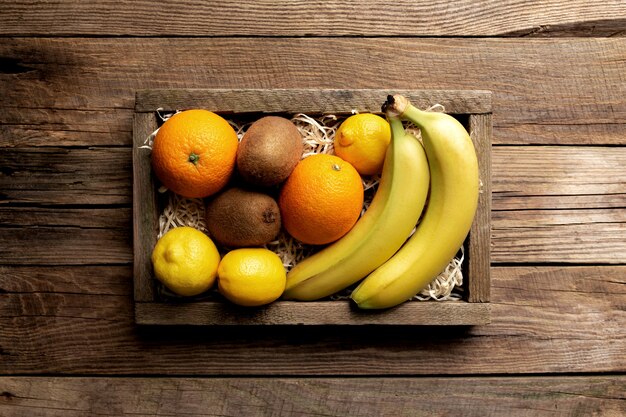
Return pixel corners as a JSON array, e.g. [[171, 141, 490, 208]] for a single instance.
[[334, 113, 391, 175], [151, 226, 220, 296], [217, 248, 286, 307]]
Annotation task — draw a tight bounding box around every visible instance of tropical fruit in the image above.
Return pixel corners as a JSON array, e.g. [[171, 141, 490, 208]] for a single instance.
[[205, 187, 281, 248], [351, 94, 479, 309], [237, 116, 303, 187]]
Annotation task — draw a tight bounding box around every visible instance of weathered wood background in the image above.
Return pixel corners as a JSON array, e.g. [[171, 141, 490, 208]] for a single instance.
[[1, 1, 625, 415]]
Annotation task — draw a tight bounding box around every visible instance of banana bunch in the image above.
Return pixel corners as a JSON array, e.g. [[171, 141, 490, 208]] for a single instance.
[[283, 114, 430, 300], [352, 95, 479, 308], [284, 94, 479, 309]]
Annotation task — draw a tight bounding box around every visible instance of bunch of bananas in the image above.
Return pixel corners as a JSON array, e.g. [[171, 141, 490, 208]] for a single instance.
[[283, 94, 479, 309]]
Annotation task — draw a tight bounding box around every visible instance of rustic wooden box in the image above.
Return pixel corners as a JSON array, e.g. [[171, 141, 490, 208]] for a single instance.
[[133, 89, 492, 325]]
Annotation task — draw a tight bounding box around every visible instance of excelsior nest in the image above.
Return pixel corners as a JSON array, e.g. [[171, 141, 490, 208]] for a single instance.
[[143, 109, 465, 301]]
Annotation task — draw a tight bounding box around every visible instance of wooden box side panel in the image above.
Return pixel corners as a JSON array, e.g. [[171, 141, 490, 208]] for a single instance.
[[467, 114, 492, 302], [135, 89, 492, 115], [135, 301, 491, 326], [133, 113, 159, 302]]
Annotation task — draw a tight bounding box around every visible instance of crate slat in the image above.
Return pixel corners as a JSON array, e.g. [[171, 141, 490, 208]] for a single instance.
[[468, 114, 492, 303], [135, 89, 492, 115], [132, 113, 159, 302], [135, 300, 491, 326]]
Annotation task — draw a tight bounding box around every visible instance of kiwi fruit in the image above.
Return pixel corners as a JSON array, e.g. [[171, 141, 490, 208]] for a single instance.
[[237, 116, 303, 187], [205, 187, 281, 248]]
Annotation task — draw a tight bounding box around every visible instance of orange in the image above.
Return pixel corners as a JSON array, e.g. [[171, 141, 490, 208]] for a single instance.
[[279, 154, 364, 245], [334, 113, 391, 176], [151, 109, 238, 198]]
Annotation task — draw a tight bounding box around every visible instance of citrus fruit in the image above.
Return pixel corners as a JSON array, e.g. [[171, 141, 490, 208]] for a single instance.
[[151, 226, 220, 297], [151, 109, 238, 198], [334, 113, 391, 175], [217, 248, 286, 307], [278, 154, 364, 245]]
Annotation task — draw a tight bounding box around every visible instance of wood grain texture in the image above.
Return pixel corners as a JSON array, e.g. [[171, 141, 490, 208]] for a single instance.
[[468, 114, 492, 302], [132, 113, 158, 302], [0, 1, 625, 37], [1, 38, 624, 145], [2, 146, 622, 264], [493, 208, 626, 264], [135, 301, 491, 326], [0, 107, 132, 147], [0, 265, 131, 295], [492, 146, 626, 263], [136, 89, 492, 114], [0, 0, 623, 407], [1, 376, 624, 417], [0, 266, 623, 375], [0, 147, 131, 205]]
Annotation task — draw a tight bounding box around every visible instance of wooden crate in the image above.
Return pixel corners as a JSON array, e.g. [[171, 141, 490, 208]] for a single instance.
[[133, 89, 492, 325]]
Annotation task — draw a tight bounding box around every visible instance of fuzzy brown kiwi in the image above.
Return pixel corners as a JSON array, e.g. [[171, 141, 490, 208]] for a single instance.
[[236, 116, 303, 187], [205, 187, 281, 248]]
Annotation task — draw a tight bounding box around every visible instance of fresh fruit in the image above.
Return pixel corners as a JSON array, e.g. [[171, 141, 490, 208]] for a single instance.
[[217, 248, 286, 307], [237, 116, 304, 187], [151, 109, 238, 198], [205, 187, 281, 248], [278, 154, 364, 245], [283, 115, 430, 301], [334, 113, 391, 176], [351, 94, 480, 309], [151, 226, 220, 296]]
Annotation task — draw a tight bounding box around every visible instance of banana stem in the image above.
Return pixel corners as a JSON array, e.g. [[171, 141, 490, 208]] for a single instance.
[[382, 94, 409, 118], [387, 114, 405, 141], [383, 94, 435, 129]]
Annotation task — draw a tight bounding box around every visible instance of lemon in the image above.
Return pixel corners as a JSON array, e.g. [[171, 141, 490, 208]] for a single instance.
[[151, 226, 220, 296], [217, 248, 286, 307], [334, 113, 391, 176]]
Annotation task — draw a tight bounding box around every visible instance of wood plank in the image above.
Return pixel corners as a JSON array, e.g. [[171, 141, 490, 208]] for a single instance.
[[0, 107, 132, 148], [0, 226, 132, 265], [132, 113, 158, 302], [493, 146, 626, 204], [0, 147, 131, 205], [0, 265, 131, 295], [0, 38, 624, 145], [135, 301, 491, 326], [491, 145, 626, 263], [1, 376, 624, 417], [0, 1, 624, 36], [0, 207, 133, 265], [0, 207, 131, 229], [493, 208, 626, 264], [0, 266, 623, 375], [496, 122, 626, 146], [136, 88, 492, 114], [468, 114, 491, 302]]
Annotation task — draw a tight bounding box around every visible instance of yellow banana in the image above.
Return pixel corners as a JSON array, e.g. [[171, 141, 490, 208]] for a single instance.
[[351, 95, 480, 309], [283, 115, 430, 300]]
